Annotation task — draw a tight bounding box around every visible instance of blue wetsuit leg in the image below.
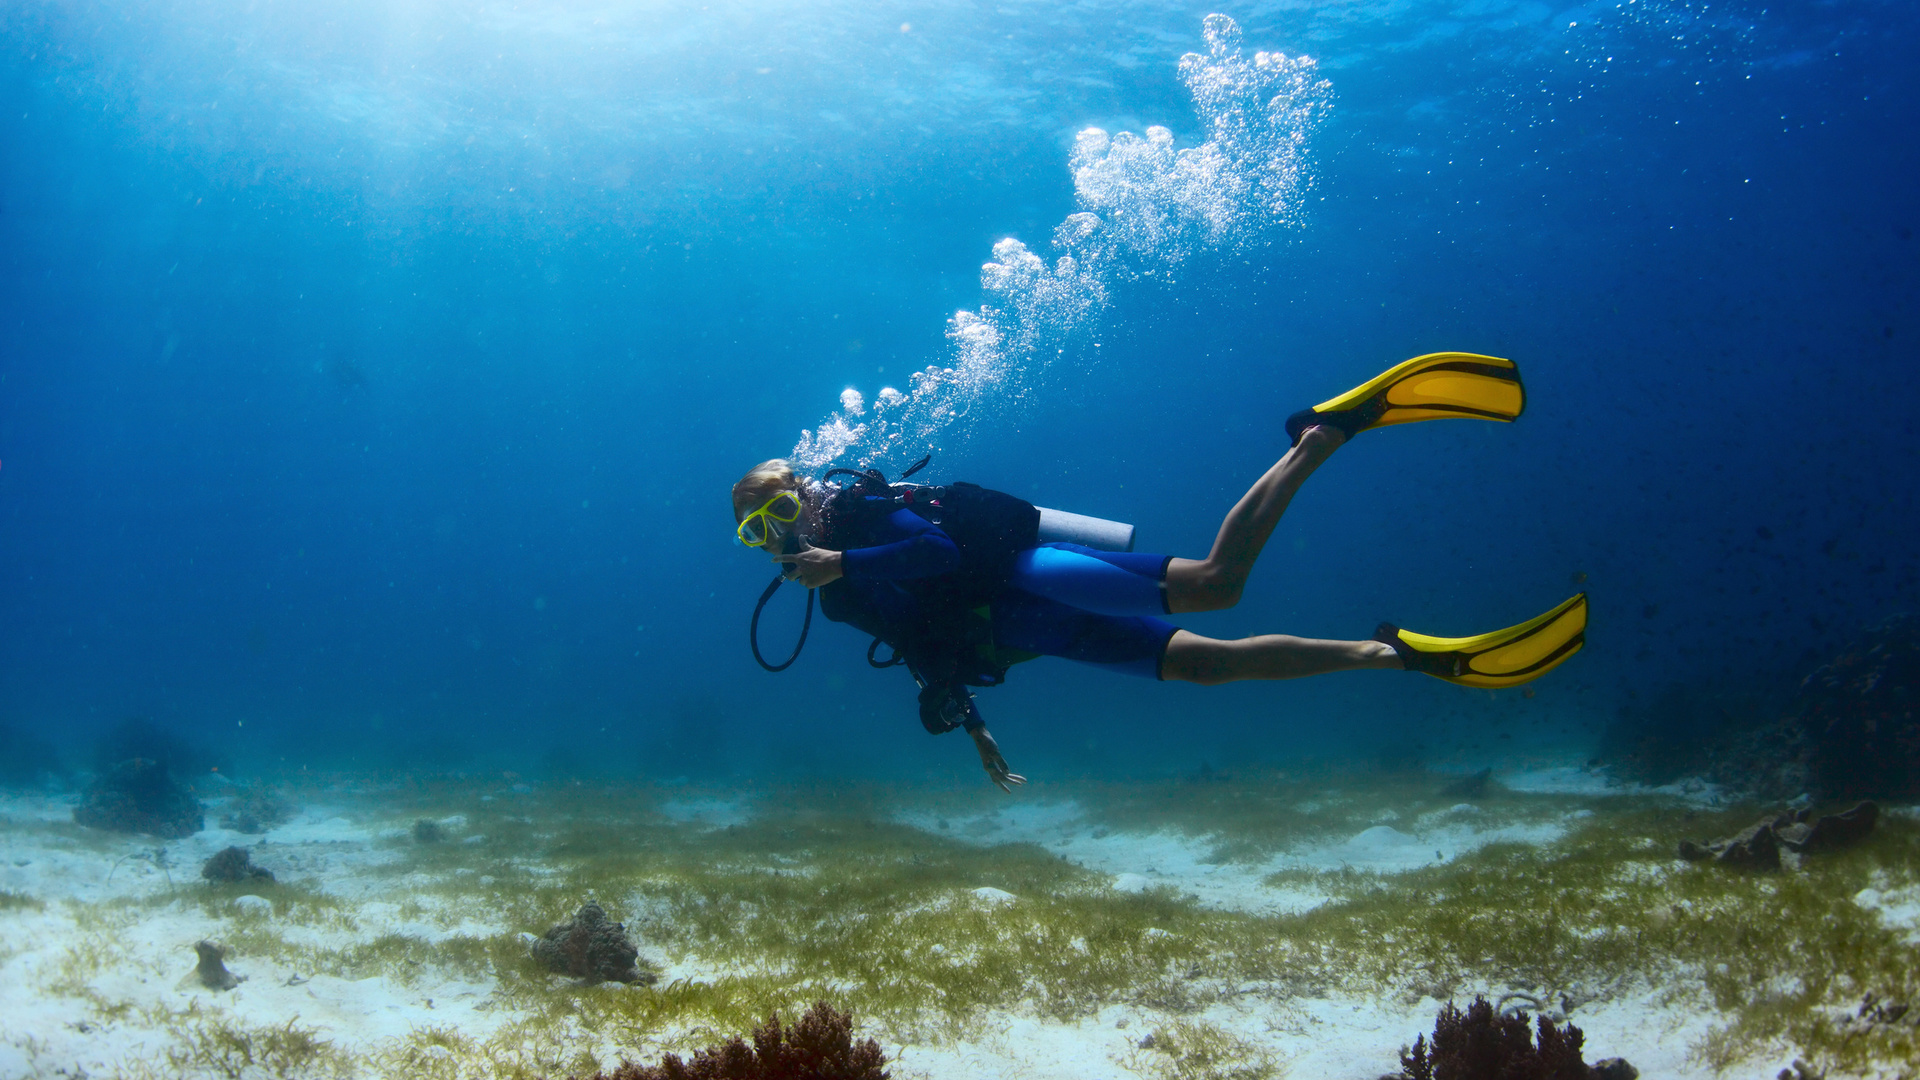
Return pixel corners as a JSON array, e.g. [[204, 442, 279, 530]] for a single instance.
[[991, 588, 1179, 680], [1006, 542, 1174, 617]]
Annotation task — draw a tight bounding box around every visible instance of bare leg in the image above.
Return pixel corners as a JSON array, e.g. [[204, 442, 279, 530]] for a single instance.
[[1161, 629, 1401, 685], [1164, 425, 1345, 614]]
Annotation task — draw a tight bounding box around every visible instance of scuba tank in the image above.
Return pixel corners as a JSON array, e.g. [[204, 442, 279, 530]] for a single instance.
[[1034, 506, 1134, 552]]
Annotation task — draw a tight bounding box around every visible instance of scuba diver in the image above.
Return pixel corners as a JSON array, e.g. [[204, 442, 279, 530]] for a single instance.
[[734, 354, 1587, 791]]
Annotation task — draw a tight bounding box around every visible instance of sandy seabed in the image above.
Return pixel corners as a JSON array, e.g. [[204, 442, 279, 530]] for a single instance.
[[2, 760, 1916, 1080]]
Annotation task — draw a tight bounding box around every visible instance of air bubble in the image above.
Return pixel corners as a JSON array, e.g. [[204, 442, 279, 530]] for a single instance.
[[794, 15, 1331, 473]]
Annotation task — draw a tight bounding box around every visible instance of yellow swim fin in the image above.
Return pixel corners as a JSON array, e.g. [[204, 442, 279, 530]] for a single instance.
[[1286, 352, 1525, 445], [1375, 594, 1587, 689]]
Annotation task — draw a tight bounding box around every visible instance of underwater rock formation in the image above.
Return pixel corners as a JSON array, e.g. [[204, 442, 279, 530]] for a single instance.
[[1836, 992, 1920, 1038], [1439, 768, 1494, 799], [1663, 614, 1920, 801], [532, 902, 654, 984], [72, 758, 204, 838], [1678, 816, 1780, 869], [1794, 613, 1920, 799], [582, 1001, 889, 1080], [1595, 683, 1726, 786], [1702, 716, 1812, 802], [1678, 801, 1878, 870], [92, 716, 221, 775], [1384, 996, 1631, 1080], [1776, 800, 1878, 851], [201, 846, 275, 884], [218, 785, 294, 833], [193, 940, 241, 990]]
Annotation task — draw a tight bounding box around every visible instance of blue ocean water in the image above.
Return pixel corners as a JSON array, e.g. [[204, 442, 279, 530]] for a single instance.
[[1, 0, 1914, 785]]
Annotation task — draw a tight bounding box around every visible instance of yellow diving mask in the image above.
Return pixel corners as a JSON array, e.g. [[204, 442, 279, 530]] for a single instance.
[[736, 490, 803, 548]]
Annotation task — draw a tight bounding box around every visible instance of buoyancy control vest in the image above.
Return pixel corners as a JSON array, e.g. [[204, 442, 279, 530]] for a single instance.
[[813, 465, 1041, 731], [815, 470, 1040, 610], [744, 456, 1045, 734]]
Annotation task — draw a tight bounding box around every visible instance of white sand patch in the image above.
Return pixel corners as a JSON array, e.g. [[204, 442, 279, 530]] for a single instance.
[[0, 791, 511, 1076], [0, 790, 77, 825], [266, 815, 378, 847], [1275, 978, 1780, 1080], [352, 899, 509, 944], [889, 1007, 1143, 1080], [0, 794, 400, 905], [0, 886, 513, 1078], [1070, 828, 1321, 914], [1493, 766, 1622, 796], [658, 796, 753, 828], [1502, 766, 1727, 805], [0, 781, 1879, 1080], [370, 812, 471, 843], [895, 799, 1574, 915], [1266, 993, 1443, 1078], [1274, 814, 1570, 874], [1854, 883, 1920, 943], [887, 981, 1765, 1080], [1572, 984, 1782, 1079], [898, 800, 1310, 910], [894, 799, 1083, 841]]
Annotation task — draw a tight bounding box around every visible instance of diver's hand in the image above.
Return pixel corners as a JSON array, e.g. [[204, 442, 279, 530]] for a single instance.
[[772, 545, 844, 589], [970, 727, 1027, 793]]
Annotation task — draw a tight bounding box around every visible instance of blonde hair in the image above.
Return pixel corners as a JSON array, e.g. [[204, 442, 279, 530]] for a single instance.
[[732, 459, 800, 520]]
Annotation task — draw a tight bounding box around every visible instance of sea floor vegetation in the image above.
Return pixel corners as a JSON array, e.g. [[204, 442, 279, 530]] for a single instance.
[[0, 762, 1915, 1079]]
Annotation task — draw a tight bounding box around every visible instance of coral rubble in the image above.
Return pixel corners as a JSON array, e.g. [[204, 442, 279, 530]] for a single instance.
[[201, 845, 275, 884], [1385, 996, 1631, 1080], [1678, 801, 1878, 870], [72, 757, 204, 838], [533, 901, 655, 984], [193, 940, 241, 990], [581, 1001, 889, 1080]]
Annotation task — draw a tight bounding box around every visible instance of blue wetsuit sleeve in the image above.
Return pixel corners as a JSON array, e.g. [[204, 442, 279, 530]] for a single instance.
[[840, 509, 961, 580]]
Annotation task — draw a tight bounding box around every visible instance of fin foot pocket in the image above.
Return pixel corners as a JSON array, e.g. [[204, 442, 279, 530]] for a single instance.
[[1374, 622, 1461, 678], [1287, 352, 1525, 445], [1378, 593, 1587, 689]]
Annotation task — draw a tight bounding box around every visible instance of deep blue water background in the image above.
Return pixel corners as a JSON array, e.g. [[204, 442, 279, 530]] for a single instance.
[[2, 0, 1915, 785]]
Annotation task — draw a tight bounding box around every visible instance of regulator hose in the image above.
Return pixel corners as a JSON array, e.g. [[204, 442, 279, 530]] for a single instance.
[[749, 573, 812, 672]]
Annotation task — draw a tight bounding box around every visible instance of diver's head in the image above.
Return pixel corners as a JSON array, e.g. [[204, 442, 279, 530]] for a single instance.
[[732, 458, 815, 552]]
